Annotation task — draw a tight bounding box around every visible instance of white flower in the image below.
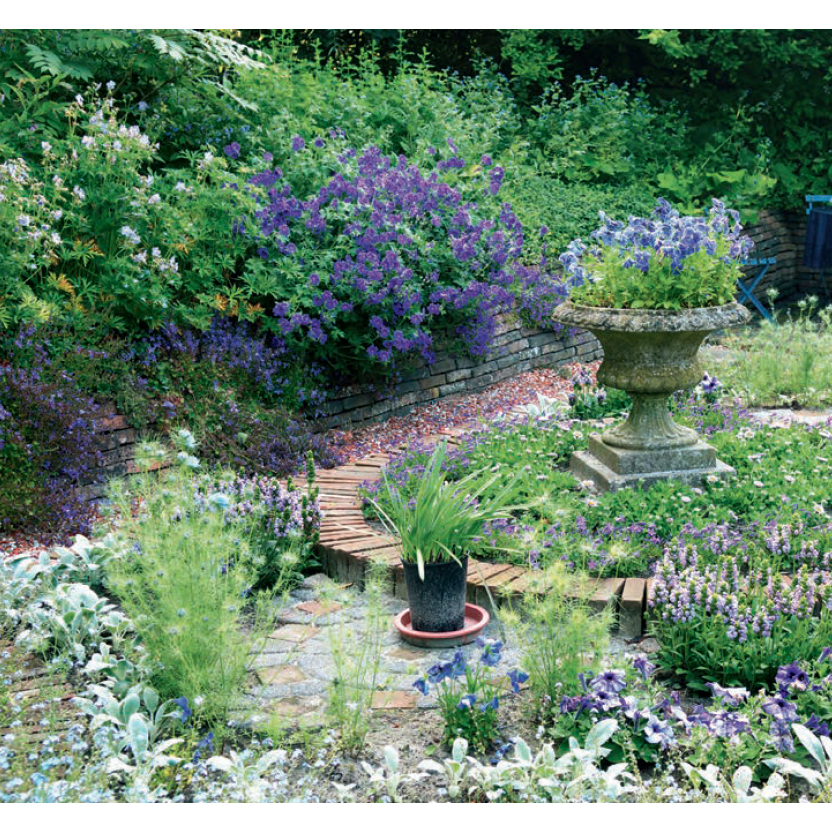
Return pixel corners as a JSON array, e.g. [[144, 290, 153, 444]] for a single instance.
[[176, 428, 197, 449], [120, 226, 140, 245]]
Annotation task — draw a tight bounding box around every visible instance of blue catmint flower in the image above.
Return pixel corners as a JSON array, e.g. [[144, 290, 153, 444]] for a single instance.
[[507, 670, 529, 693], [173, 697, 192, 723]]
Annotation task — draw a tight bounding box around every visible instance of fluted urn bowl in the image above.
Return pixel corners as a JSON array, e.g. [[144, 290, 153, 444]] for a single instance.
[[552, 301, 750, 451]]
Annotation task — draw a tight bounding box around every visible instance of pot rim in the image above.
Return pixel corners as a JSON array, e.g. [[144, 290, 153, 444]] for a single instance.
[[401, 554, 469, 568], [552, 299, 750, 332]]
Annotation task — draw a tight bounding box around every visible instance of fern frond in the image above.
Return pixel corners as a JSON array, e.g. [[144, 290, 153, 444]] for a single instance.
[[148, 34, 187, 62]]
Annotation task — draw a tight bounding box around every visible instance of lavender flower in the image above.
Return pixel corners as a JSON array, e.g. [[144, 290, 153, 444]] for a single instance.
[[776, 661, 809, 693], [590, 670, 627, 695]]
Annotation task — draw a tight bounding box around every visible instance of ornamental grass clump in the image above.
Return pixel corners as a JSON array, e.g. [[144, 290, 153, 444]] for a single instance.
[[370, 439, 525, 579], [560, 198, 754, 310]]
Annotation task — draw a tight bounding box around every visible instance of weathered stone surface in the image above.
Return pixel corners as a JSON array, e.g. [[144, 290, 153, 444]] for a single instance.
[[587, 434, 717, 476], [552, 301, 747, 488], [619, 578, 647, 639], [571, 449, 736, 493]]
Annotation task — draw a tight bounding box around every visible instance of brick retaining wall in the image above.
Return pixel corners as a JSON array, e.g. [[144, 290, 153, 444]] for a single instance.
[[315, 318, 603, 430]]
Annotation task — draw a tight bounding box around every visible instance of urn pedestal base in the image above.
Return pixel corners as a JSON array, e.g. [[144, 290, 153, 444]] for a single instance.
[[571, 433, 735, 493]]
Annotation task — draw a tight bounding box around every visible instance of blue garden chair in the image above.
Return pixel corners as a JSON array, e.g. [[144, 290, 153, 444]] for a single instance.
[[805, 195, 832, 301], [737, 257, 776, 320]]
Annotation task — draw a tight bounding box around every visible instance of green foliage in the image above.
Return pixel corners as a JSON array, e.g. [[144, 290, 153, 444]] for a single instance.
[[370, 440, 525, 578], [0, 93, 261, 333], [512, 566, 610, 709], [326, 563, 386, 755], [650, 561, 832, 691], [0, 29, 265, 159], [102, 443, 284, 725], [233, 50, 528, 200], [503, 174, 658, 265], [712, 299, 832, 408], [413, 639, 524, 755], [530, 73, 687, 187]]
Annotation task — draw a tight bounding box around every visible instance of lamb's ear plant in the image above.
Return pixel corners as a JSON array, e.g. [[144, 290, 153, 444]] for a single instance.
[[766, 723, 832, 798], [370, 439, 526, 580], [682, 762, 787, 803], [360, 745, 429, 803], [417, 737, 471, 799]]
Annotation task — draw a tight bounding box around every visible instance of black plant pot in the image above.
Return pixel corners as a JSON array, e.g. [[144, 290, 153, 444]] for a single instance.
[[402, 556, 468, 633]]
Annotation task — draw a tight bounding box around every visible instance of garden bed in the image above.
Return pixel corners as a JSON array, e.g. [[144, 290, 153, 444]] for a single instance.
[[5, 364, 832, 802]]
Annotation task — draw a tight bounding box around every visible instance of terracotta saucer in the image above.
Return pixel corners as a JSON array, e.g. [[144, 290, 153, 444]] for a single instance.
[[394, 603, 490, 648]]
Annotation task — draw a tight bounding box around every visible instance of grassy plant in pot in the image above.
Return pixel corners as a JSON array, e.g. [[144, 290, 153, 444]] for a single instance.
[[552, 198, 752, 492], [371, 440, 522, 643]]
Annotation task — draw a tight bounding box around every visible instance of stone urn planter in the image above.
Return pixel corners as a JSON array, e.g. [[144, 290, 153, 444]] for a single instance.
[[552, 300, 750, 491]]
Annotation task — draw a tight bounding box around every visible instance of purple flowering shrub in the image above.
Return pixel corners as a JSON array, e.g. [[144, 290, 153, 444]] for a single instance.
[[192, 455, 321, 590], [0, 365, 104, 539], [6, 319, 340, 479], [193, 396, 341, 479], [241, 141, 523, 383]]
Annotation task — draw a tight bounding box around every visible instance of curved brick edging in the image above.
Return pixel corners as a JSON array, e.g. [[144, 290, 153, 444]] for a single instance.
[[302, 424, 648, 639]]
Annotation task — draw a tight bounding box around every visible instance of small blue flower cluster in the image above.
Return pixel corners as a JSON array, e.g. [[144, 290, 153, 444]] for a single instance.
[[412, 637, 528, 753]]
